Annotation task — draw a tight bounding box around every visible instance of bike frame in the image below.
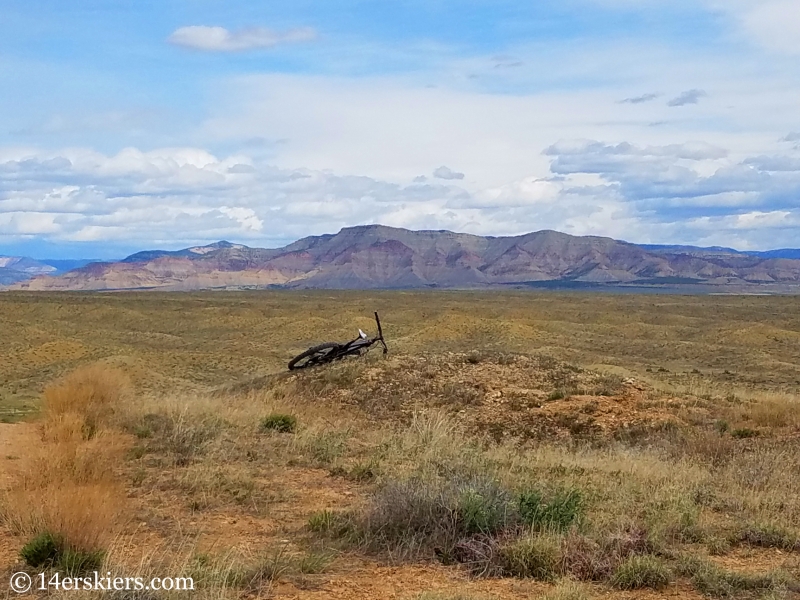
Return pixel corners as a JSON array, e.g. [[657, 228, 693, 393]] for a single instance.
[[336, 312, 387, 358], [287, 312, 387, 370]]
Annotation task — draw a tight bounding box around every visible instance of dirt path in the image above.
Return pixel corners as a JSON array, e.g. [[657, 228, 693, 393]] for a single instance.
[[271, 563, 704, 599], [0, 422, 39, 570], [0, 422, 36, 490]]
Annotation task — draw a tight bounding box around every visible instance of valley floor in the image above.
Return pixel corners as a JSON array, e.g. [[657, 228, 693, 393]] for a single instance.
[[2, 291, 800, 599]]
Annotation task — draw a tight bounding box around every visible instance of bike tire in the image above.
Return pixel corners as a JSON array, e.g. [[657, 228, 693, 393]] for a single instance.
[[288, 342, 341, 370]]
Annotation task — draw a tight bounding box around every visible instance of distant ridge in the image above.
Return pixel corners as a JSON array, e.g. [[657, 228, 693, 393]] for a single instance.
[[0, 256, 57, 286], [122, 240, 246, 263], [8, 225, 800, 292], [640, 244, 800, 260], [0, 257, 97, 285]]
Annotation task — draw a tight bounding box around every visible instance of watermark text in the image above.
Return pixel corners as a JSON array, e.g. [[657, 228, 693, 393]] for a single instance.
[[9, 571, 194, 594]]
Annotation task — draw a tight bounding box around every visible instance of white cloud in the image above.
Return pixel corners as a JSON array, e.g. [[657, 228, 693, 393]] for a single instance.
[[433, 166, 464, 180], [167, 25, 316, 52], [219, 206, 263, 231], [544, 140, 728, 160], [737, 1, 800, 55], [3, 139, 800, 251]]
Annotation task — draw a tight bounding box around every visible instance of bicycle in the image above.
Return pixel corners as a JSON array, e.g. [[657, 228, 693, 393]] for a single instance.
[[288, 312, 388, 370]]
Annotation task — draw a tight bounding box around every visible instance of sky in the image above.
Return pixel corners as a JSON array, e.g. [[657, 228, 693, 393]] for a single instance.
[[1, 0, 800, 259]]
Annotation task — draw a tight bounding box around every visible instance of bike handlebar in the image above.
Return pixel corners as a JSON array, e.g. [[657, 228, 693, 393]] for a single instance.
[[374, 311, 388, 354]]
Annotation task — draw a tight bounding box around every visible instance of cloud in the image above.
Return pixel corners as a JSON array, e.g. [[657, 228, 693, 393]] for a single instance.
[[544, 140, 728, 161], [737, 0, 800, 55], [782, 132, 800, 149], [0, 146, 471, 247], [8, 15, 800, 253], [492, 55, 524, 69], [433, 166, 465, 180], [618, 93, 660, 104], [219, 206, 263, 231], [4, 137, 800, 253], [743, 155, 800, 172], [167, 25, 316, 52], [667, 89, 708, 107], [542, 137, 800, 248]]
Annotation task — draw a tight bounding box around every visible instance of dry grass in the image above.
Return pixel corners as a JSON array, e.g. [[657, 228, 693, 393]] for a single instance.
[[738, 393, 800, 429], [5, 292, 800, 598], [1, 363, 131, 559], [540, 579, 593, 600], [42, 363, 131, 432], [4, 482, 124, 554], [3, 291, 800, 410]]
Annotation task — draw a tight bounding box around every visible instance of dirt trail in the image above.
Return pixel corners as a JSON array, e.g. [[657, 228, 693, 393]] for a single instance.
[[0, 422, 38, 570], [272, 563, 703, 599], [0, 422, 36, 490]]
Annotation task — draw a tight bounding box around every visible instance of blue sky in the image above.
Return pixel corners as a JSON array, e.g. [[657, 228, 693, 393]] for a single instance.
[[1, 0, 800, 258]]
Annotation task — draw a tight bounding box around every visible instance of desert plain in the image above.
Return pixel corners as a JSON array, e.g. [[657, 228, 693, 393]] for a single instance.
[[2, 290, 800, 600]]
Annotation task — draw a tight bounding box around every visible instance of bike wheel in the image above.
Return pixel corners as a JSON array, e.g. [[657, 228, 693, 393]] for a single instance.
[[288, 342, 340, 370]]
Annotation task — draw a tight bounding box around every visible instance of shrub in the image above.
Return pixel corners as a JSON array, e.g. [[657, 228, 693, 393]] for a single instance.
[[364, 477, 451, 546], [260, 414, 297, 434], [43, 364, 130, 435], [731, 427, 759, 439], [518, 488, 583, 532], [57, 548, 105, 576], [305, 430, 349, 464], [449, 534, 502, 577], [676, 555, 788, 598], [4, 481, 122, 559], [307, 510, 350, 537], [20, 532, 62, 567], [560, 533, 613, 581], [592, 374, 625, 397], [611, 555, 672, 590], [19, 532, 103, 575], [500, 534, 562, 581], [739, 523, 800, 551], [465, 351, 483, 364], [667, 507, 705, 544], [706, 537, 731, 556], [240, 548, 292, 592], [354, 476, 513, 558], [347, 460, 380, 482], [297, 550, 335, 574], [458, 488, 509, 535], [602, 524, 654, 561]]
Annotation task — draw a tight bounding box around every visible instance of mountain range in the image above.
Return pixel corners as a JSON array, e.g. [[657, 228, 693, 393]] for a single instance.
[[6, 225, 800, 291], [0, 257, 95, 286]]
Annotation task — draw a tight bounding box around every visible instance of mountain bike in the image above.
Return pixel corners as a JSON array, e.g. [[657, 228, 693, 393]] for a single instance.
[[288, 312, 388, 370]]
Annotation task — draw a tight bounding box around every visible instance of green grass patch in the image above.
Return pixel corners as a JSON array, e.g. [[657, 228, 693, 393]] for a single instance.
[[518, 488, 583, 532], [500, 534, 562, 581], [611, 555, 672, 590], [260, 413, 297, 433]]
